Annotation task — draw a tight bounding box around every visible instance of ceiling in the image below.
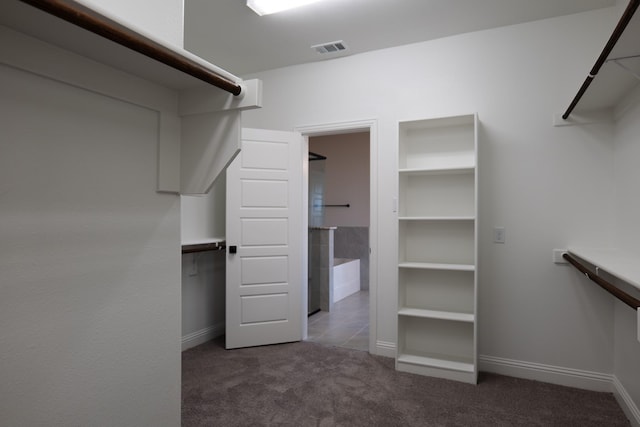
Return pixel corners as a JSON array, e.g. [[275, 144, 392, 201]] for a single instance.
[[184, 0, 616, 77]]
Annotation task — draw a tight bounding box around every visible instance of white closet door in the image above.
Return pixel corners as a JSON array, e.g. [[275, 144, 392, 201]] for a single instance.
[[225, 128, 304, 349]]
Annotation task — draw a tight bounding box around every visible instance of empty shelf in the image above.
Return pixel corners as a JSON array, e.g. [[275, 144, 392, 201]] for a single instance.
[[397, 353, 475, 373], [399, 166, 474, 175], [398, 262, 475, 271], [398, 308, 475, 322], [399, 216, 475, 221]]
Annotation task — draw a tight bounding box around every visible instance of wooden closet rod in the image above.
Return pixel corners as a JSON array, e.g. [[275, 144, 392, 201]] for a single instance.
[[563, 253, 640, 309], [562, 0, 640, 119], [19, 0, 243, 96]]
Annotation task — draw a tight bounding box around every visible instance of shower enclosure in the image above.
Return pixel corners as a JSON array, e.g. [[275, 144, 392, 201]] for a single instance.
[[308, 152, 326, 315]]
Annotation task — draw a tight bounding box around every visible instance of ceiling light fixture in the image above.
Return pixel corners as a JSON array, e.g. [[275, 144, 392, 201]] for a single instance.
[[247, 0, 322, 16]]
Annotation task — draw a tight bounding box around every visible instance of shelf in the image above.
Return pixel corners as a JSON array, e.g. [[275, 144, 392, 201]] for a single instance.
[[399, 220, 475, 266], [399, 166, 474, 176], [396, 113, 477, 384], [399, 268, 475, 314], [0, 0, 240, 91], [567, 247, 640, 291], [182, 238, 226, 253], [397, 353, 475, 373], [398, 307, 474, 322], [398, 262, 475, 271], [566, 1, 640, 115], [399, 172, 475, 218], [398, 115, 476, 170], [399, 114, 476, 130], [399, 216, 475, 221]]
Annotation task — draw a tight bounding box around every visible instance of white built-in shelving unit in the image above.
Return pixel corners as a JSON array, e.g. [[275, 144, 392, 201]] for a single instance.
[[396, 114, 478, 384]]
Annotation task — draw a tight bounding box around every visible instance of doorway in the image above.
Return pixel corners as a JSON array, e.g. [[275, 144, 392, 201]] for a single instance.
[[296, 120, 378, 354]]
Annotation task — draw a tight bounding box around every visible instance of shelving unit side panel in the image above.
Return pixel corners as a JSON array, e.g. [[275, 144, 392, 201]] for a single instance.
[[400, 173, 475, 217], [399, 269, 475, 314], [398, 173, 409, 217], [472, 113, 479, 376], [399, 220, 475, 265]]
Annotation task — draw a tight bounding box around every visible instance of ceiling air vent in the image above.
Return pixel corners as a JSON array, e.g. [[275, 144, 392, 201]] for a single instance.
[[312, 40, 348, 55]]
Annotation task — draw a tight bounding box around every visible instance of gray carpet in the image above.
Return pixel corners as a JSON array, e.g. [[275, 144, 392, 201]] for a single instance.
[[182, 338, 629, 426]]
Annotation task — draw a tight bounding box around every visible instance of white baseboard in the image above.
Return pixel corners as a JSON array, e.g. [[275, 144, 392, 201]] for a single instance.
[[480, 356, 640, 424], [182, 323, 225, 351], [479, 355, 613, 392], [613, 375, 640, 427], [375, 340, 396, 358]]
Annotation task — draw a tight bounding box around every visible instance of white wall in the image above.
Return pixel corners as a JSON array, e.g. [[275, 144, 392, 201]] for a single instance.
[[241, 7, 622, 378], [81, 0, 185, 47], [181, 176, 226, 243], [613, 86, 640, 410], [181, 250, 226, 349], [181, 176, 227, 349], [310, 132, 370, 227], [0, 63, 181, 426], [0, 17, 183, 426]]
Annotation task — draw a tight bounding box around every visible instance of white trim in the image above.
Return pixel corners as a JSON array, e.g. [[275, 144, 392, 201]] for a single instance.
[[301, 133, 309, 342], [295, 119, 376, 136], [295, 119, 379, 356], [375, 340, 397, 358], [479, 355, 613, 392], [613, 375, 640, 427], [181, 323, 225, 351]]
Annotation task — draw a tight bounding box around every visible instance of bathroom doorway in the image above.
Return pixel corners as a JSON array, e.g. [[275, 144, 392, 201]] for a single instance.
[[305, 130, 371, 352]]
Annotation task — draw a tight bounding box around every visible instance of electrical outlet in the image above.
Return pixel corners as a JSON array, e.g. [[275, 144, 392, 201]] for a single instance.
[[493, 227, 505, 244]]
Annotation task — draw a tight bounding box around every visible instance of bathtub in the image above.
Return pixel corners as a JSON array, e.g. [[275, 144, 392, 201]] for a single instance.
[[332, 258, 360, 303]]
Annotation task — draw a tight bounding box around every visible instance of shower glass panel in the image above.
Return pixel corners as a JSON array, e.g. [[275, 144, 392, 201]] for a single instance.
[[308, 153, 326, 315]]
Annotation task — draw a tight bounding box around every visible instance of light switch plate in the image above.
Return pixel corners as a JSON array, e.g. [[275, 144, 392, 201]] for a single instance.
[[493, 227, 505, 244]]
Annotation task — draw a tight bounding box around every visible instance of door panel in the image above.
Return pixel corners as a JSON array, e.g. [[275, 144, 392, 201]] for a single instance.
[[242, 140, 289, 169], [240, 218, 288, 246], [241, 257, 288, 285], [241, 180, 288, 207], [226, 128, 303, 349], [240, 294, 288, 324]]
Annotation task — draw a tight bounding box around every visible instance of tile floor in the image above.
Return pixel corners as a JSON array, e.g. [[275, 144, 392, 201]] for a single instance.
[[307, 291, 369, 351]]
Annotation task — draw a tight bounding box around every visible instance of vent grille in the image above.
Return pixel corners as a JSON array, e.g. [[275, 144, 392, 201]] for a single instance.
[[312, 40, 348, 55]]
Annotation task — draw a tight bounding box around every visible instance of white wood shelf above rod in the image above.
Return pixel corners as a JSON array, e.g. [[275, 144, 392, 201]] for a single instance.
[[182, 238, 226, 254], [567, 247, 640, 292], [0, 0, 243, 92]]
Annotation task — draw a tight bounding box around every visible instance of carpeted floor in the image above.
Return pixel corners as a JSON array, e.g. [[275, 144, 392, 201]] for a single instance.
[[182, 338, 630, 426]]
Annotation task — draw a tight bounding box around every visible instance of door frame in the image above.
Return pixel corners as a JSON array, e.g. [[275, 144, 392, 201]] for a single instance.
[[295, 119, 378, 354]]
